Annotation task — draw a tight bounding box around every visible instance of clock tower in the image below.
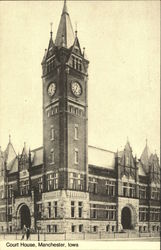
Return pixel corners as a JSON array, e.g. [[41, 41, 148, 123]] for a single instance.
[[41, 0, 89, 193]]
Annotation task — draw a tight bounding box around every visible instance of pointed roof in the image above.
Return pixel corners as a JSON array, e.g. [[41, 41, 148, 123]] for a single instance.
[[21, 142, 28, 156], [140, 139, 151, 167], [55, 0, 75, 48], [4, 135, 17, 171]]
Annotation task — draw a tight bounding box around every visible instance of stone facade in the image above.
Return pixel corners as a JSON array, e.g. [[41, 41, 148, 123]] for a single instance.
[[0, 1, 160, 236]]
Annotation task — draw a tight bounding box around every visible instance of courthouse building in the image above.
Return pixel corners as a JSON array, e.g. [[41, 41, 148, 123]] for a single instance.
[[0, 1, 160, 235]]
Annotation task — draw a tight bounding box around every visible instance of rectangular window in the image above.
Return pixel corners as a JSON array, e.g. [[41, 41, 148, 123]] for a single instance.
[[139, 186, 147, 199], [139, 207, 148, 221], [69, 173, 83, 190], [55, 106, 58, 113], [79, 224, 83, 232], [71, 201, 75, 218], [8, 207, 12, 215], [47, 174, 53, 191], [89, 177, 98, 194], [53, 225, 57, 233], [106, 225, 110, 232], [129, 184, 135, 198], [71, 225, 76, 233], [53, 201, 57, 218], [78, 174, 83, 190], [78, 202, 83, 218], [90, 204, 97, 219], [93, 226, 98, 233], [75, 149, 79, 164], [20, 180, 29, 195], [74, 125, 78, 140], [8, 185, 13, 198], [123, 182, 128, 197], [47, 173, 58, 191], [47, 225, 51, 233], [106, 180, 115, 196], [112, 225, 115, 232], [48, 202, 51, 218], [38, 177, 43, 193], [75, 108, 78, 115], [106, 205, 116, 220], [38, 204, 42, 219]]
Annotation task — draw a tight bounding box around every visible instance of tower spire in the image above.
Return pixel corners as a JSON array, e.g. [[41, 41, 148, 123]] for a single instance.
[[55, 0, 74, 48]]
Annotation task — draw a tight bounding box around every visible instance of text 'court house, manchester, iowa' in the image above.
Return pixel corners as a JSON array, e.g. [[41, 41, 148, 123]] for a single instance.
[[0, 0, 160, 236]]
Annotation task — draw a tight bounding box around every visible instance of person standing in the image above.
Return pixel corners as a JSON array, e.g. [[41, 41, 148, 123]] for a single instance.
[[21, 225, 27, 240], [26, 227, 30, 240]]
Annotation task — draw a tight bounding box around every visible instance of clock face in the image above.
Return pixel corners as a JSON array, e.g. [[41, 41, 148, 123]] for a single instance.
[[71, 82, 82, 97], [48, 83, 56, 97]]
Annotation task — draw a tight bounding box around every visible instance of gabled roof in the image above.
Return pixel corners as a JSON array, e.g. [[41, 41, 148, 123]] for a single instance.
[[88, 145, 115, 169], [9, 157, 18, 173], [5, 137, 17, 171], [118, 140, 135, 168], [31, 147, 43, 167], [138, 161, 147, 176], [140, 140, 151, 167], [55, 0, 75, 48]]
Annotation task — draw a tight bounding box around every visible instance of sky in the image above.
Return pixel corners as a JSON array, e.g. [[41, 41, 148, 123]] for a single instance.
[[0, 0, 160, 158]]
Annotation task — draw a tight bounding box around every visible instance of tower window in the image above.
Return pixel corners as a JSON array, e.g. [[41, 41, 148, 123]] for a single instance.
[[55, 106, 58, 113], [74, 124, 78, 140], [75, 149, 79, 164], [47, 172, 58, 191], [51, 128, 55, 140], [50, 149, 55, 163], [75, 108, 78, 115]]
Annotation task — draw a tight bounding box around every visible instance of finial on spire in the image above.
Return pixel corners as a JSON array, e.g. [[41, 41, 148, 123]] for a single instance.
[[62, 0, 68, 14], [83, 47, 85, 57], [9, 134, 11, 143], [127, 136, 129, 143], [75, 21, 78, 37], [50, 22, 53, 38], [146, 138, 148, 146]]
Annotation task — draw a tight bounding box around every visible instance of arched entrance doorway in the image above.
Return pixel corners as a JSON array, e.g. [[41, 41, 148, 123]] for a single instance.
[[121, 207, 131, 229], [19, 204, 31, 229]]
